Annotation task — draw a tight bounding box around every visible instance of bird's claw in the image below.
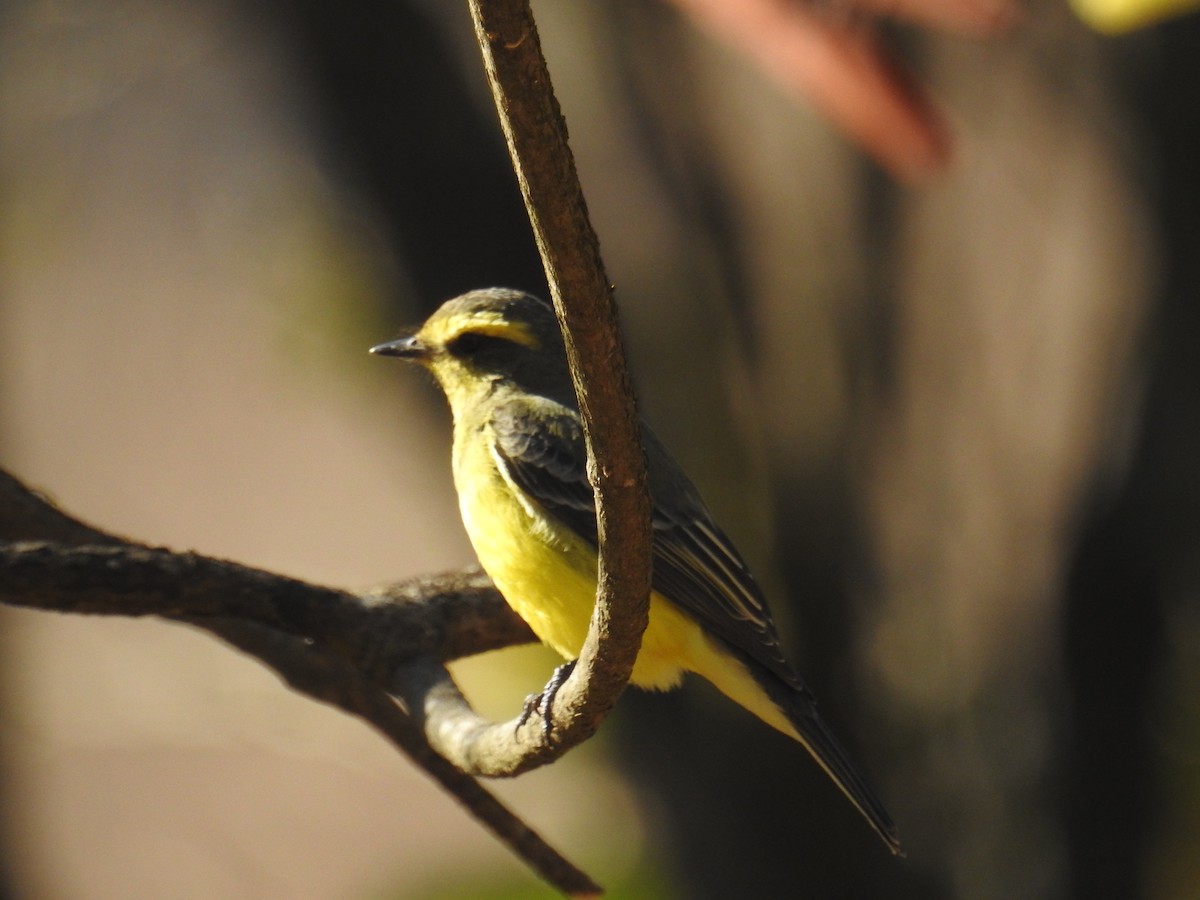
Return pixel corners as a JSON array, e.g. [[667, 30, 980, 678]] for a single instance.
[[516, 659, 577, 739]]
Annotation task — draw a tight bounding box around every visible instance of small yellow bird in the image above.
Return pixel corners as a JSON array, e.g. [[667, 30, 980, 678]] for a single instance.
[[372, 287, 901, 854]]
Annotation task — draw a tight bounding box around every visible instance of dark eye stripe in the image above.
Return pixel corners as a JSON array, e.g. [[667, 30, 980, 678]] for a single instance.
[[445, 331, 515, 358]]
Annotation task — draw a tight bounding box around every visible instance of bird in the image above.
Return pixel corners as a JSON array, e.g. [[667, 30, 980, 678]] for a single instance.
[[371, 287, 902, 854]]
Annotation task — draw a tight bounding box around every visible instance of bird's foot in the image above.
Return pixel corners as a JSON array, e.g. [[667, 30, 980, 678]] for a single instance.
[[517, 659, 577, 739]]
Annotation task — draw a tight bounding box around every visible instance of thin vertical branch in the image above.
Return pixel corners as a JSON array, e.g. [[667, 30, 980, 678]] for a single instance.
[[454, 0, 653, 751]]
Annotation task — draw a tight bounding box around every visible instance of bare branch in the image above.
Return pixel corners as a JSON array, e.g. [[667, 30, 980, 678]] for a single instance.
[[462, 0, 653, 772], [0, 541, 528, 662], [0, 470, 599, 897], [0, 469, 120, 546], [206, 620, 600, 898]]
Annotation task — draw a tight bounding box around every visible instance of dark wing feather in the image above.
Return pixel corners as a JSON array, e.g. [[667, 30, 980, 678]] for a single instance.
[[490, 398, 801, 688], [490, 398, 596, 524]]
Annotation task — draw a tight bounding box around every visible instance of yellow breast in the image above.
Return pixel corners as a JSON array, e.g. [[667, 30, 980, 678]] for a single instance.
[[451, 420, 706, 691]]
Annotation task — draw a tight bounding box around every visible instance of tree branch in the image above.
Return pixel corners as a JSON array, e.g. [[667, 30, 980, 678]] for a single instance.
[[0, 470, 599, 897], [459, 0, 653, 772], [0, 541, 528, 668], [204, 619, 598, 898]]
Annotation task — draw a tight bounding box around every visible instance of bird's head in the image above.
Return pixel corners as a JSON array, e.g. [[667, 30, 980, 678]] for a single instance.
[[371, 288, 573, 407]]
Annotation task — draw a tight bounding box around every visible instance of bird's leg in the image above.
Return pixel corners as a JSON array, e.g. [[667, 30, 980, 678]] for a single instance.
[[517, 659, 577, 738]]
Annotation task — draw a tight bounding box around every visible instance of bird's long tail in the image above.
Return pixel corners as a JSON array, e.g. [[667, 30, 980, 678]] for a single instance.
[[753, 666, 904, 856]]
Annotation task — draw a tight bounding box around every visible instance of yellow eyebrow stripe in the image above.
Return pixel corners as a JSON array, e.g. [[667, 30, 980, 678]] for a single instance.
[[429, 311, 542, 350], [463, 320, 540, 349]]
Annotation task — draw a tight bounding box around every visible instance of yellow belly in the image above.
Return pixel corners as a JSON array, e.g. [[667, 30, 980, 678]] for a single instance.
[[451, 426, 798, 739], [456, 442, 696, 689], [451, 432, 796, 739]]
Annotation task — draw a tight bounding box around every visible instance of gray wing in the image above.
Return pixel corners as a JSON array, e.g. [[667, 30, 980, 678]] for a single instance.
[[490, 397, 802, 689]]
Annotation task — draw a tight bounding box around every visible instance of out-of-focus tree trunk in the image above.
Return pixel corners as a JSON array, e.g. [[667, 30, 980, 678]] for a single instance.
[[1063, 17, 1200, 900]]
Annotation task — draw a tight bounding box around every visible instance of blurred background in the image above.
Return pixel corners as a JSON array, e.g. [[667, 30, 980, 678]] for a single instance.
[[1, 0, 1197, 897]]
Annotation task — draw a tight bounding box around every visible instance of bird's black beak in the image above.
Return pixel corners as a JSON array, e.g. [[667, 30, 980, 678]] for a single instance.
[[370, 335, 427, 360]]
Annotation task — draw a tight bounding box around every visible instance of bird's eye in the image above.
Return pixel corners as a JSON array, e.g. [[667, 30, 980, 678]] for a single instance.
[[446, 331, 510, 358]]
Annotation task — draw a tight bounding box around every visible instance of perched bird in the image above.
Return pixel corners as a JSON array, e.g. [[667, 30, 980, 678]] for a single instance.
[[372, 287, 901, 854]]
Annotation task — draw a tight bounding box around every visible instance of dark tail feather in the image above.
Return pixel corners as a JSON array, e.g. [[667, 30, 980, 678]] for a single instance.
[[756, 669, 904, 856]]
